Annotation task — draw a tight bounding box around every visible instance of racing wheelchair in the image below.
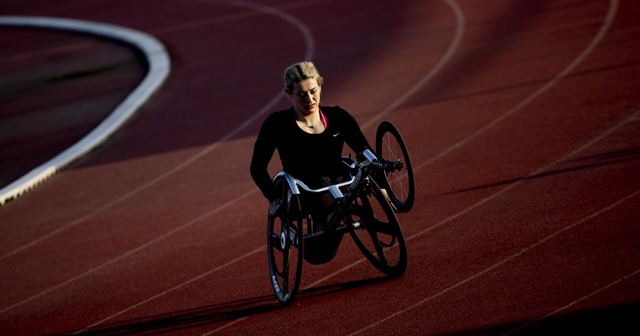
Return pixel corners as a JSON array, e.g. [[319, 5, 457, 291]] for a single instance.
[[267, 121, 414, 305]]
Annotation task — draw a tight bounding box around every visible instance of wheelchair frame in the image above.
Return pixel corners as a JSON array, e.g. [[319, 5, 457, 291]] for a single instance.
[[266, 121, 414, 305]]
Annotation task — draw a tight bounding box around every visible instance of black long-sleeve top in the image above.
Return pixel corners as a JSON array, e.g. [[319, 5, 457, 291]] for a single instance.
[[250, 106, 371, 201]]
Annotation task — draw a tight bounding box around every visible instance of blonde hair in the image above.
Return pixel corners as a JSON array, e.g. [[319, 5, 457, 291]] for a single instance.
[[283, 61, 324, 95]]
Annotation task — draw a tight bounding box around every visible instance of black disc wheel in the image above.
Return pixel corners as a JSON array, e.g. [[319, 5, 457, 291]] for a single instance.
[[375, 121, 415, 213], [348, 178, 407, 277], [267, 178, 304, 306]]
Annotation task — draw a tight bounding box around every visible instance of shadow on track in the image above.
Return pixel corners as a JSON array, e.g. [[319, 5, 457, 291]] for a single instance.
[[63, 276, 392, 335], [298, 275, 394, 302], [438, 300, 640, 336], [442, 146, 640, 195], [61, 295, 279, 335]]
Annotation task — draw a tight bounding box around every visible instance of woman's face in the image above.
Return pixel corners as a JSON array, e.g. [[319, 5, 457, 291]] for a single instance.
[[289, 78, 321, 116]]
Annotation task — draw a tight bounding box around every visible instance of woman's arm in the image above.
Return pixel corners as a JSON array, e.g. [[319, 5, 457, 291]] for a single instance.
[[250, 115, 278, 202], [340, 108, 372, 156]]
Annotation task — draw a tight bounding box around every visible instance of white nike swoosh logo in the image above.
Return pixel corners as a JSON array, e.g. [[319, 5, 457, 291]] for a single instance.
[[333, 132, 340, 137]]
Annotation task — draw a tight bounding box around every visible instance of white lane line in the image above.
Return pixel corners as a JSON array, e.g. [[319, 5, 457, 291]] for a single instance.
[[0, 189, 259, 315], [414, 0, 620, 172], [189, 0, 316, 58], [74, 245, 265, 334], [201, 318, 245, 335], [0, 92, 281, 261], [0, 0, 314, 260], [348, 110, 640, 333], [406, 0, 622, 238], [361, 0, 465, 131], [503, 268, 640, 335], [347, 190, 640, 336], [0, 16, 171, 206], [0, 0, 314, 312]]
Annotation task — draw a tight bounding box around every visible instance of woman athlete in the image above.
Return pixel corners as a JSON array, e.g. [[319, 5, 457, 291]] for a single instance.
[[250, 61, 373, 264]]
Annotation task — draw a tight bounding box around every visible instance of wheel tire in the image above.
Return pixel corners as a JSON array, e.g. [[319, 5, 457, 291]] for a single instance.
[[375, 121, 415, 213], [267, 178, 304, 305]]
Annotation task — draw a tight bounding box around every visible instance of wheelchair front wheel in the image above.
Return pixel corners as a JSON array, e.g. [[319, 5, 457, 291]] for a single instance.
[[267, 178, 304, 306], [375, 121, 415, 213], [348, 178, 407, 277]]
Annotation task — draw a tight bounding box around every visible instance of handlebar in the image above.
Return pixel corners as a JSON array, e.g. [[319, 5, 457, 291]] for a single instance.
[[273, 150, 389, 197], [272, 150, 389, 237], [356, 149, 390, 174]]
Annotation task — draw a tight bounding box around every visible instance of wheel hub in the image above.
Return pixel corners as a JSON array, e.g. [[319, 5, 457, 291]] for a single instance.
[[280, 231, 287, 250]]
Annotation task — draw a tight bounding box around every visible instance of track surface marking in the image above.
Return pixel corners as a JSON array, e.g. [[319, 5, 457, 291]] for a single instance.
[[1, 0, 639, 335]]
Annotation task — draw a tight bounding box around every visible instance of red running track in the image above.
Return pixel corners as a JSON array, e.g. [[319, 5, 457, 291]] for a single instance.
[[1, 0, 639, 335]]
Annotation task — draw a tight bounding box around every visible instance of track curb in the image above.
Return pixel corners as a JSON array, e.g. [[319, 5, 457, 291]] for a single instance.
[[0, 16, 171, 205]]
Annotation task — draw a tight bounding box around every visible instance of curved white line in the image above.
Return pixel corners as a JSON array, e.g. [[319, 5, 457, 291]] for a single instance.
[[0, 0, 313, 260], [208, 0, 315, 58], [0, 16, 171, 206], [0, 0, 315, 317], [361, 0, 465, 130], [414, 0, 619, 172]]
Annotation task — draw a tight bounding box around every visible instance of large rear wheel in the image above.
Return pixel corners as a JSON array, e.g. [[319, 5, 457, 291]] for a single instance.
[[267, 178, 304, 305], [348, 178, 407, 277]]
